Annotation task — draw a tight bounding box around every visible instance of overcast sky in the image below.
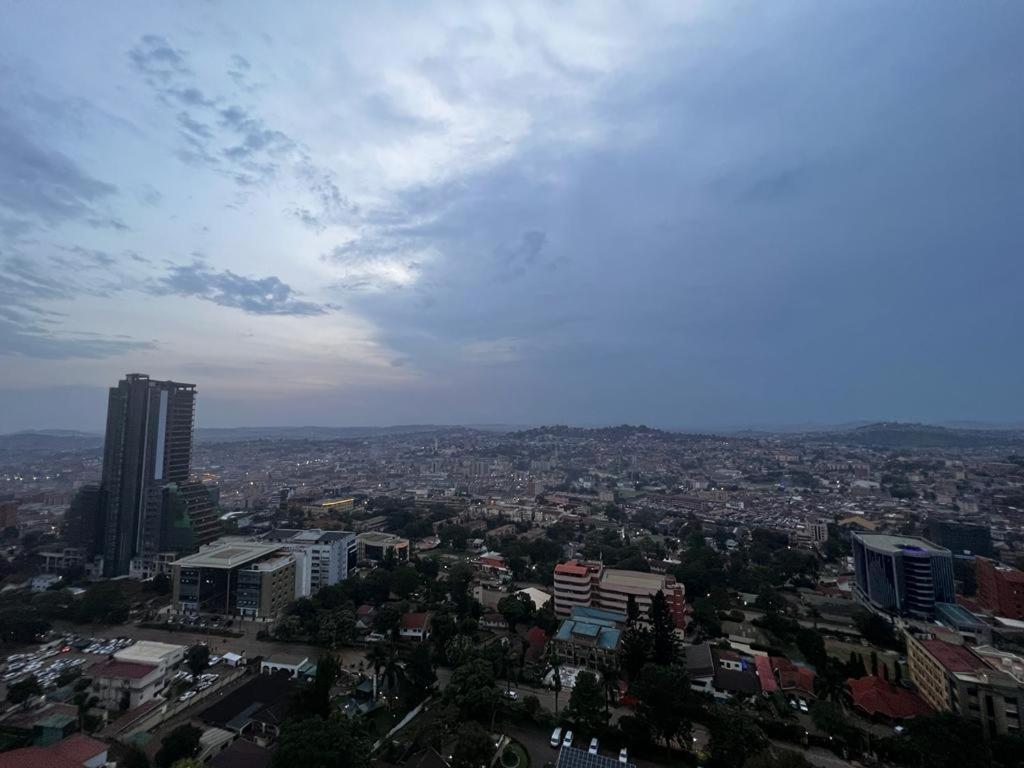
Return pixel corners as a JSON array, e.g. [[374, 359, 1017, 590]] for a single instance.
[[2, 1, 1022, 432]]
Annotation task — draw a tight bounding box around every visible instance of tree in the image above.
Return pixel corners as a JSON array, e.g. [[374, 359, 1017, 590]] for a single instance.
[[811, 702, 860, 747], [406, 641, 437, 697], [619, 626, 651, 682], [186, 644, 210, 676], [77, 581, 130, 624], [271, 715, 370, 768], [151, 573, 172, 595], [390, 566, 421, 599], [634, 664, 693, 757], [293, 654, 341, 719], [444, 658, 498, 720], [7, 674, 41, 703], [546, 645, 563, 714], [564, 670, 607, 736], [317, 609, 356, 648], [691, 598, 723, 639], [374, 604, 402, 640], [155, 724, 202, 768], [708, 707, 766, 768], [648, 591, 679, 666], [451, 722, 496, 768], [625, 594, 640, 628], [119, 746, 150, 768], [497, 592, 534, 633]]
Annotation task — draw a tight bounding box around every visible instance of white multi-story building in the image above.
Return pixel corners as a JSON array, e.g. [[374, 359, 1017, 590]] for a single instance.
[[553, 560, 687, 628], [263, 528, 357, 593]]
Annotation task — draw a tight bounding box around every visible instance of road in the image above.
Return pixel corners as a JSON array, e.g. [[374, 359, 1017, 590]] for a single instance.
[[771, 741, 859, 768]]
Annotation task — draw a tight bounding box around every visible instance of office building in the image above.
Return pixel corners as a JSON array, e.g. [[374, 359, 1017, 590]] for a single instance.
[[171, 540, 307, 620], [356, 531, 410, 563], [927, 520, 993, 558], [263, 528, 356, 593], [99, 374, 197, 576], [906, 633, 1022, 736], [553, 560, 687, 628], [976, 557, 1024, 620], [851, 533, 955, 618], [64, 484, 104, 556]]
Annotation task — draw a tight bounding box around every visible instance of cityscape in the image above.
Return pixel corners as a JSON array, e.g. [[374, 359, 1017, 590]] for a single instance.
[[2, 3, 1023, 768], [1, 374, 1023, 768]]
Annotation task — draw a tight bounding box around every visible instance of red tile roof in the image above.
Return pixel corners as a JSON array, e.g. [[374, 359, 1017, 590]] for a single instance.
[[848, 675, 932, 721], [91, 659, 158, 680], [0, 746, 80, 768], [52, 734, 108, 764], [555, 562, 590, 577], [400, 612, 431, 630], [754, 656, 778, 692], [920, 639, 986, 674]]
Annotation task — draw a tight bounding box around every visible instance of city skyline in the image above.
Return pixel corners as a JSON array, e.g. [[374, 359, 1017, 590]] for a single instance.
[[3, 2, 1023, 431]]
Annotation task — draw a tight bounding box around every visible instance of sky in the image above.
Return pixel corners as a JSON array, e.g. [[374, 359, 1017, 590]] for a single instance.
[[1, 1, 1023, 433]]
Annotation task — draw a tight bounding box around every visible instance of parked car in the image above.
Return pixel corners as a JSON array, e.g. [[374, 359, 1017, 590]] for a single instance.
[[588, 738, 599, 755], [619, 748, 628, 765], [563, 731, 573, 749], [550, 728, 562, 748], [798, 698, 809, 713]]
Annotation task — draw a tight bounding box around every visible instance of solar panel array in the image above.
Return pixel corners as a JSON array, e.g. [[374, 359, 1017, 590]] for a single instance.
[[556, 746, 635, 768]]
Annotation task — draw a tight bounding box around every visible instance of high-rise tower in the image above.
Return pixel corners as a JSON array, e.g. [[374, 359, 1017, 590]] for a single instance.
[[99, 374, 197, 576]]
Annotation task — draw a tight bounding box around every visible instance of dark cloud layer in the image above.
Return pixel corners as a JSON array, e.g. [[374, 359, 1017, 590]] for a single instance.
[[150, 261, 328, 316]]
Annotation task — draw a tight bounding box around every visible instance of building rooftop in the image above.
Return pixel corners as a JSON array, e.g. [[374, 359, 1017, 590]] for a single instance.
[[570, 605, 626, 624], [555, 619, 621, 650], [848, 675, 932, 721], [115, 641, 186, 663], [554, 562, 591, 577], [173, 541, 283, 569], [91, 659, 159, 680], [357, 531, 407, 545], [919, 638, 987, 674], [600, 568, 667, 593], [852, 533, 948, 555], [934, 602, 988, 629]]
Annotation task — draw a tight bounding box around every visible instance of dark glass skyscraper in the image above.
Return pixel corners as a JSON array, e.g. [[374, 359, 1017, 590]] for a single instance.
[[100, 374, 197, 576]]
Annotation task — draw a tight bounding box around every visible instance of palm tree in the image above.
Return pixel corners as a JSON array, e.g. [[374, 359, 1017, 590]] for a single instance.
[[598, 662, 618, 715], [367, 644, 390, 699], [547, 645, 563, 713]]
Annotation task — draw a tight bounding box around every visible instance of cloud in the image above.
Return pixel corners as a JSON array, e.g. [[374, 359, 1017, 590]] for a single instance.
[[494, 230, 551, 281], [128, 34, 192, 84], [0, 319, 155, 359], [150, 261, 328, 316], [0, 108, 118, 230], [0, 252, 152, 359]]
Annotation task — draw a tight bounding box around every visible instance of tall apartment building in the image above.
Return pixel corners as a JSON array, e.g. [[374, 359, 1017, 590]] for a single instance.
[[976, 558, 1024, 620], [170, 540, 307, 619], [851, 533, 955, 619], [263, 528, 357, 593], [99, 374, 197, 575], [553, 560, 687, 628], [906, 633, 1022, 736]]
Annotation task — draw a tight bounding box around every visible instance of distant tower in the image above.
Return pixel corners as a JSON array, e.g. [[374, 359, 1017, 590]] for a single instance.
[[100, 374, 196, 576]]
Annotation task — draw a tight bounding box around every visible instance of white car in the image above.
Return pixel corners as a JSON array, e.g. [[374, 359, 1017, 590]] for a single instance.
[[563, 731, 573, 749], [798, 699, 809, 713], [619, 748, 628, 765], [178, 691, 196, 702], [588, 738, 599, 755]]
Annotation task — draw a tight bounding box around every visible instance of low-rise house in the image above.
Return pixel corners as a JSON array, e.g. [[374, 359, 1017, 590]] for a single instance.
[[399, 612, 433, 641], [89, 660, 164, 711]]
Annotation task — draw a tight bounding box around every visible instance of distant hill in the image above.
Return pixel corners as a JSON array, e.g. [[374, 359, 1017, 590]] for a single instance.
[[194, 424, 512, 443], [0, 430, 103, 457], [803, 422, 1024, 449]]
